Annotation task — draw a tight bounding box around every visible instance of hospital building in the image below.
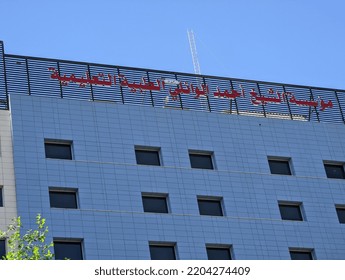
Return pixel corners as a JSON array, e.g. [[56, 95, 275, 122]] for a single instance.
[[0, 40, 345, 260]]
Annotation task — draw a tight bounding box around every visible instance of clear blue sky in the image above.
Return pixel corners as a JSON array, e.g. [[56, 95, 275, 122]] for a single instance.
[[0, 0, 344, 89]]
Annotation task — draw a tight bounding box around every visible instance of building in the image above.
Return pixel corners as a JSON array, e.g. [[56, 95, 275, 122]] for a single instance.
[[0, 40, 345, 260]]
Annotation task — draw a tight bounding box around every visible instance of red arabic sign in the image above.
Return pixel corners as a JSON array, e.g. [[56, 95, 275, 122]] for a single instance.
[[48, 68, 333, 111]]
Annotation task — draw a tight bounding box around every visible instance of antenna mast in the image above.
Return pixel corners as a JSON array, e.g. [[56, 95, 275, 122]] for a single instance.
[[187, 29, 201, 75]]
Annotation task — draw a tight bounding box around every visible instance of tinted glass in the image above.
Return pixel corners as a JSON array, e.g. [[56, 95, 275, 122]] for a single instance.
[[0, 188, 3, 207], [49, 191, 77, 209], [135, 150, 160, 166], [336, 208, 345, 223], [45, 143, 72, 160], [207, 247, 231, 260], [0, 240, 5, 260], [54, 241, 83, 260], [149, 245, 176, 260], [279, 204, 303, 221], [268, 160, 291, 175], [198, 199, 223, 216], [142, 196, 168, 213], [190, 154, 213, 169], [324, 164, 345, 179], [290, 251, 313, 260]]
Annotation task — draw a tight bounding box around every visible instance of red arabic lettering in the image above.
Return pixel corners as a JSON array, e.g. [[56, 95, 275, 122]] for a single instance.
[[320, 99, 333, 111], [214, 87, 241, 99], [48, 69, 334, 112], [48, 68, 113, 87]]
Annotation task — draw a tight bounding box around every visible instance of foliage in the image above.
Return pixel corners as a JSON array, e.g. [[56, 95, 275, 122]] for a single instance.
[[0, 214, 53, 260]]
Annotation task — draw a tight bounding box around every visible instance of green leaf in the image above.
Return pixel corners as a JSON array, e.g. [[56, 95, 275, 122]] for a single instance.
[[1, 214, 54, 260]]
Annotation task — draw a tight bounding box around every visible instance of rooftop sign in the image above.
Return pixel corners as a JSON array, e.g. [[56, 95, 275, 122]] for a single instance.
[[0, 41, 345, 124], [48, 67, 334, 112]]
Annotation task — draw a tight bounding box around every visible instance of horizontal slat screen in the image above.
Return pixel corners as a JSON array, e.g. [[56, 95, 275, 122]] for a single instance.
[[1, 51, 345, 124]]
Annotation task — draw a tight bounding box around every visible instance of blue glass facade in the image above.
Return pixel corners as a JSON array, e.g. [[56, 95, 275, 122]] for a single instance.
[[1, 40, 345, 259], [9, 93, 345, 259]]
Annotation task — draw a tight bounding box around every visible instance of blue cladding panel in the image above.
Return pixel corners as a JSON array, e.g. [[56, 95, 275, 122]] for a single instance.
[[9, 93, 345, 259]]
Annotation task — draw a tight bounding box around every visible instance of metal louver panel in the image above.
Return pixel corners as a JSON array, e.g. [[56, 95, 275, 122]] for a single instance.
[[2, 52, 345, 125]]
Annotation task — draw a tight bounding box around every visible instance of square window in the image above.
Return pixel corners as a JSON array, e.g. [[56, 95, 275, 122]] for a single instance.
[[198, 197, 223, 216], [206, 246, 232, 260], [335, 206, 345, 224], [135, 148, 160, 166], [279, 203, 303, 221], [54, 240, 83, 260], [142, 194, 168, 213], [289, 249, 313, 260], [0, 240, 5, 260], [49, 189, 78, 209], [189, 152, 214, 169], [149, 243, 176, 260], [324, 163, 345, 179], [268, 158, 291, 175], [45, 140, 72, 160], [0, 187, 3, 207]]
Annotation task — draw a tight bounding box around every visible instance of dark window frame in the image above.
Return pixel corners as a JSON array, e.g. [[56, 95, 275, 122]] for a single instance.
[[206, 245, 232, 260], [335, 205, 345, 224], [278, 202, 304, 221], [189, 150, 214, 170], [135, 146, 161, 166], [149, 242, 177, 260], [142, 193, 169, 214], [54, 239, 83, 260], [49, 188, 78, 209], [324, 162, 345, 179], [0, 239, 6, 260], [268, 157, 292, 175], [289, 248, 314, 260], [197, 196, 224, 216], [45, 139, 73, 160]]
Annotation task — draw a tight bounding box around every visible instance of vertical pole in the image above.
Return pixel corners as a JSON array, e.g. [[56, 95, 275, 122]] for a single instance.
[[87, 65, 94, 101], [0, 41, 9, 109], [117, 68, 125, 104], [256, 83, 266, 118], [309, 88, 320, 122], [334, 91, 345, 124], [25, 58, 31, 95], [146, 71, 154, 107], [229, 80, 239, 115], [57, 62, 63, 99], [282, 85, 293, 120]]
